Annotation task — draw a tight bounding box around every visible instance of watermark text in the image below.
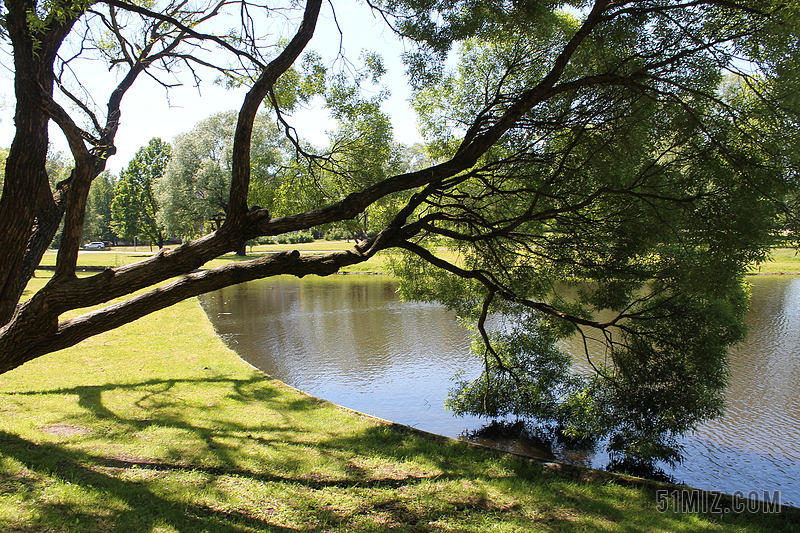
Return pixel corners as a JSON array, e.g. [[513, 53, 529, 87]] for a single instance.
[[655, 489, 782, 514]]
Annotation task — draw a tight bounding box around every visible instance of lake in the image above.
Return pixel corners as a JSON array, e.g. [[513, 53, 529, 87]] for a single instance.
[[199, 274, 800, 506]]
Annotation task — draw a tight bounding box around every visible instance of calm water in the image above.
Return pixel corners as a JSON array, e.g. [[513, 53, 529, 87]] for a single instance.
[[199, 274, 800, 506]]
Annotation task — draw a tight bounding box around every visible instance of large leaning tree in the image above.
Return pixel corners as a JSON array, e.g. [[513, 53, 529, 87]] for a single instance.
[[1, 1, 799, 463]]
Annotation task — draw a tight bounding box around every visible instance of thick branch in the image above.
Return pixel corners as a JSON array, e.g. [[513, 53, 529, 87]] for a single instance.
[[0, 0, 80, 322], [0, 238, 388, 371], [226, 0, 323, 225]]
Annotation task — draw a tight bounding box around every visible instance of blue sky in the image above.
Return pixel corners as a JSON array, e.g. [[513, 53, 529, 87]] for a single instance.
[[0, 1, 422, 173]]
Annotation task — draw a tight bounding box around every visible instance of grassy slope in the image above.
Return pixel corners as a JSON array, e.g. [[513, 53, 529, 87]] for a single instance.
[[43, 242, 800, 274], [749, 248, 800, 274], [0, 252, 797, 531]]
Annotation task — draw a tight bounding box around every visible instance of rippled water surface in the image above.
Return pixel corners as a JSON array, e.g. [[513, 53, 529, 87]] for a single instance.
[[200, 274, 800, 506], [200, 276, 486, 438], [668, 276, 800, 505]]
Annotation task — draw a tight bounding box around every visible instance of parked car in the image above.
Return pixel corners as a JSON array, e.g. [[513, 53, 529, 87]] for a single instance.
[[83, 242, 106, 250]]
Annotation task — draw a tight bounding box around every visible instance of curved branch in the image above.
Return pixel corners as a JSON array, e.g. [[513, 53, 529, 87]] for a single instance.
[[226, 0, 323, 225], [1, 239, 389, 370], [102, 0, 266, 67]]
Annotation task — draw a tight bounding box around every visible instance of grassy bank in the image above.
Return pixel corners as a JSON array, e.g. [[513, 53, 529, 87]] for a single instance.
[[749, 247, 800, 275], [40, 242, 800, 276], [1, 275, 798, 531], [37, 241, 394, 273]]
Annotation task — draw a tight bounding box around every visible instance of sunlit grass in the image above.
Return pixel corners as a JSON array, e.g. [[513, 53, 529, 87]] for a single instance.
[[749, 247, 800, 275], [39, 250, 154, 268], [41, 241, 800, 277]]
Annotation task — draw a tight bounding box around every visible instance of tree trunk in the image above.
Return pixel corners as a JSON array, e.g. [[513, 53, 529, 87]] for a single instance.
[[0, 0, 68, 323]]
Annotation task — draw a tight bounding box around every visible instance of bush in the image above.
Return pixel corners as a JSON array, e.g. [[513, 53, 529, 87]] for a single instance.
[[324, 228, 354, 241], [275, 231, 314, 244]]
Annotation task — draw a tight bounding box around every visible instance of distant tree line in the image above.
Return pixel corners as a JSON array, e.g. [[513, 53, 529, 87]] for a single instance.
[[23, 110, 421, 249]]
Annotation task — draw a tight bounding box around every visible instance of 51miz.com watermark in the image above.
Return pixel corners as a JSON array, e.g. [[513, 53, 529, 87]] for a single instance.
[[656, 489, 783, 514]]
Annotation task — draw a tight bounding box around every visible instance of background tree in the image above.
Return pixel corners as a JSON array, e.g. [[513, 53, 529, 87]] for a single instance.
[[157, 111, 287, 249], [43, 149, 75, 249], [82, 171, 116, 244], [111, 138, 170, 248], [0, 0, 798, 469]]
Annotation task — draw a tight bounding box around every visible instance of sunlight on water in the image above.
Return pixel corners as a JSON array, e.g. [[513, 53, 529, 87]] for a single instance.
[[668, 276, 800, 505], [201, 276, 485, 437]]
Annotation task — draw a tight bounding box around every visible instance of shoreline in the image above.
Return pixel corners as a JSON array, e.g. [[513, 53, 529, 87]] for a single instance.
[[204, 279, 798, 512]]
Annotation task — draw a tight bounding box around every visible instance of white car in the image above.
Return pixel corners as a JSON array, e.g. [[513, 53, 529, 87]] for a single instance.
[[83, 242, 106, 250]]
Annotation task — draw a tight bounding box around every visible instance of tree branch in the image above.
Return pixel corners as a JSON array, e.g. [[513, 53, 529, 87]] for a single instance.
[[226, 0, 323, 226]]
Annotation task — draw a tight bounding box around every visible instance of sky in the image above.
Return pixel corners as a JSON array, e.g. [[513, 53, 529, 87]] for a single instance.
[[0, 1, 423, 174]]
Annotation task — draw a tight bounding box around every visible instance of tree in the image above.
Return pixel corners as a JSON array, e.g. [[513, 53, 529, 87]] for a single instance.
[[112, 138, 170, 248], [83, 171, 116, 243], [395, 6, 800, 467], [0, 0, 798, 466], [157, 111, 287, 249]]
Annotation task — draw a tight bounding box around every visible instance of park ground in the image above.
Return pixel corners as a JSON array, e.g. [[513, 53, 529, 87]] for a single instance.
[[37, 241, 800, 274], [1, 244, 798, 531]]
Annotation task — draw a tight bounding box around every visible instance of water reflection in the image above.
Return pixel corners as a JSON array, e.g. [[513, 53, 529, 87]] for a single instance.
[[200, 274, 799, 506], [201, 275, 486, 437], [669, 276, 800, 504]]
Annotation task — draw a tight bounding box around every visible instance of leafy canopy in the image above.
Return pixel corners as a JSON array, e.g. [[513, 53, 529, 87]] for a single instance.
[[389, 0, 799, 467]]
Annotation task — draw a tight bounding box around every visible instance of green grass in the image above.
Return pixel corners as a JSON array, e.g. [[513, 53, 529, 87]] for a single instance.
[[749, 248, 800, 275], [1, 274, 798, 531], [39, 250, 156, 269], [39, 241, 393, 273], [41, 241, 800, 276]]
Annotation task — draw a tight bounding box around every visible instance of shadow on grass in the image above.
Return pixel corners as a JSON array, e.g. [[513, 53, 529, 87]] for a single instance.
[[1, 376, 489, 531], [0, 430, 305, 532], [2, 376, 798, 532]]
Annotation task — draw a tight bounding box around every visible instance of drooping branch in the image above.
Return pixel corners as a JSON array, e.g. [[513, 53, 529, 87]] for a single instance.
[[0, 0, 791, 387], [395, 240, 625, 332]]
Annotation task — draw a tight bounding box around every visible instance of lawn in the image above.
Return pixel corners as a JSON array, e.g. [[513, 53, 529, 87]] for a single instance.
[[38, 241, 394, 273], [749, 247, 800, 275], [42, 241, 800, 277]]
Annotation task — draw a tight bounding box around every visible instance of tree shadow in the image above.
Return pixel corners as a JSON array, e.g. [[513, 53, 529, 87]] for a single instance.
[[2, 376, 797, 532], [0, 430, 304, 532], [5, 376, 325, 469], [2, 375, 490, 531]]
